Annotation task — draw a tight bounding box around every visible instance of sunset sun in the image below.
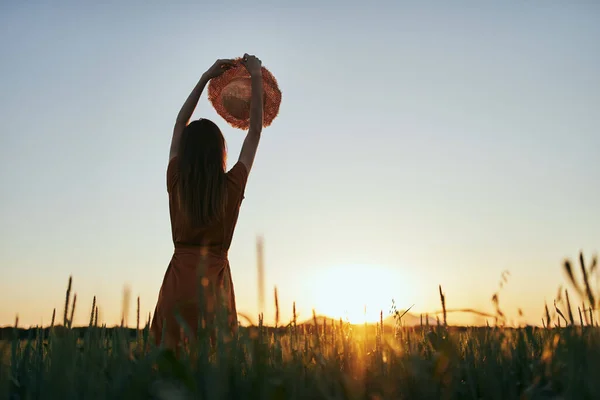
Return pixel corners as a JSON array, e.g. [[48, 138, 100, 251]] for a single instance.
[[306, 264, 413, 325]]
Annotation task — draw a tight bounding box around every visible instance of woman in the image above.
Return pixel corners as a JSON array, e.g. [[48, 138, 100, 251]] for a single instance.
[[151, 54, 264, 350]]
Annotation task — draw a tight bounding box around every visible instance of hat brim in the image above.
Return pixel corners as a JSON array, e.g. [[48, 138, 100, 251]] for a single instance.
[[208, 59, 282, 130]]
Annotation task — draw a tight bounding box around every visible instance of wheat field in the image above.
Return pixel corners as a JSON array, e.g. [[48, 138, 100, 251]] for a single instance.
[[1, 251, 599, 399]]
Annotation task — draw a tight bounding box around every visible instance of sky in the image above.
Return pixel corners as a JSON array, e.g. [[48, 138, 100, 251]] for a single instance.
[[1, 1, 599, 328]]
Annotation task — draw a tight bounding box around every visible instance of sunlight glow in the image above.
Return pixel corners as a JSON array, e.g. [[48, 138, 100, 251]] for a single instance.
[[306, 264, 414, 324]]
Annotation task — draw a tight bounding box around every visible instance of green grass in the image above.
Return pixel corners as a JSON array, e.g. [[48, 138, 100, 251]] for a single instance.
[[1, 251, 598, 399]]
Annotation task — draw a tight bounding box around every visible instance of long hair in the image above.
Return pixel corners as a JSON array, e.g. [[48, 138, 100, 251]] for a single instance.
[[177, 119, 227, 227]]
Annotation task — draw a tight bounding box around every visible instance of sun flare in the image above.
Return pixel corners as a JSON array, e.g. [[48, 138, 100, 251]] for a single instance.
[[306, 264, 413, 325]]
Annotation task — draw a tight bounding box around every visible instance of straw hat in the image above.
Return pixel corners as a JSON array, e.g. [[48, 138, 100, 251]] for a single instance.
[[208, 58, 281, 130]]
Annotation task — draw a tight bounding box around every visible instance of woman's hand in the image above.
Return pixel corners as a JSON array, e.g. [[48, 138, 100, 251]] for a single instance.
[[204, 59, 236, 80], [241, 54, 262, 77]]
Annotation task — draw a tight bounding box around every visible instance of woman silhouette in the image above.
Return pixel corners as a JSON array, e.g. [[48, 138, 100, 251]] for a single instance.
[[151, 54, 264, 350]]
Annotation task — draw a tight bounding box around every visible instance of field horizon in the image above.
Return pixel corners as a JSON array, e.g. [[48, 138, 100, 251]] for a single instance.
[[3, 249, 597, 333]]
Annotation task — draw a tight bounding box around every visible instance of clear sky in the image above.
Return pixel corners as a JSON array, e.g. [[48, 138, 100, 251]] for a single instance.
[[1, 1, 599, 328]]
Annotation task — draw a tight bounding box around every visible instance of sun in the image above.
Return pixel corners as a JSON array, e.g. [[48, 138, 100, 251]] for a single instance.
[[306, 264, 413, 324]]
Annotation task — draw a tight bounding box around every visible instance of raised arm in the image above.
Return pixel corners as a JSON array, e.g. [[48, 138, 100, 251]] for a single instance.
[[169, 59, 236, 161], [237, 54, 264, 173]]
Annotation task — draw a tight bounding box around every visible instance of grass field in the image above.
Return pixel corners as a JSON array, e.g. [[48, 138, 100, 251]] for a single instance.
[[1, 251, 598, 399]]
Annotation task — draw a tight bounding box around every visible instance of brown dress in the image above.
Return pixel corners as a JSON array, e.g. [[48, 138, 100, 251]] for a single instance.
[[150, 156, 248, 348]]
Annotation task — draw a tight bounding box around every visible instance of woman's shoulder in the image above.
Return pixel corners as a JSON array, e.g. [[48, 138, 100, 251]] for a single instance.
[[167, 156, 179, 192], [168, 156, 178, 171], [227, 161, 248, 184], [226, 161, 249, 195]]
